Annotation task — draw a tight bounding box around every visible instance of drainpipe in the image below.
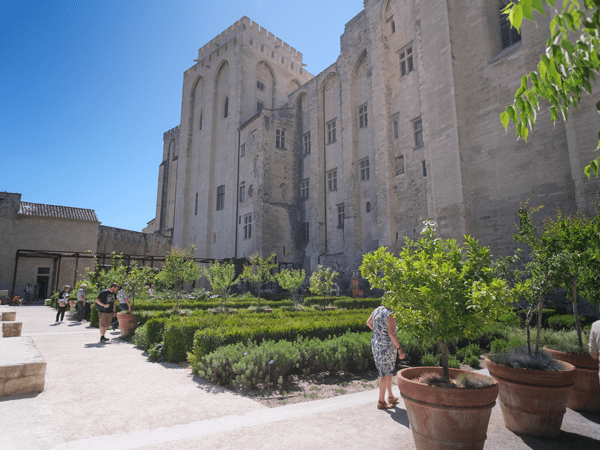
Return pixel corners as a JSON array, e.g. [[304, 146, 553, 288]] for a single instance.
[[234, 128, 241, 258]]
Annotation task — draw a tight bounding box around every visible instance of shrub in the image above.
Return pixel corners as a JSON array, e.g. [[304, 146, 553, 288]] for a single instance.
[[547, 314, 576, 331], [448, 356, 460, 369], [132, 324, 148, 350], [232, 340, 299, 388], [498, 312, 521, 328], [421, 353, 441, 366], [190, 342, 246, 385], [456, 343, 481, 363], [465, 355, 481, 368], [334, 298, 382, 310], [90, 305, 99, 327]]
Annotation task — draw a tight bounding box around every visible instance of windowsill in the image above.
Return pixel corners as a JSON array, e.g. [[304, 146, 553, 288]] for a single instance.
[[328, 189, 338, 192], [489, 40, 523, 65], [326, 140, 337, 145], [413, 144, 424, 150]]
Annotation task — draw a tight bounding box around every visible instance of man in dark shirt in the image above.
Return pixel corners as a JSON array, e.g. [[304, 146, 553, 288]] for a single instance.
[[95, 283, 119, 343]]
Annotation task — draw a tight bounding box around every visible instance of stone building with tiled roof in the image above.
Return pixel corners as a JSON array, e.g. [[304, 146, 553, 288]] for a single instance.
[[0, 192, 171, 300]]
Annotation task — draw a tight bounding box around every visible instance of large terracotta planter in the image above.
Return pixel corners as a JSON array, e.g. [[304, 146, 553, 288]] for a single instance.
[[117, 313, 137, 337], [543, 347, 600, 412], [398, 367, 499, 450], [485, 357, 576, 437]]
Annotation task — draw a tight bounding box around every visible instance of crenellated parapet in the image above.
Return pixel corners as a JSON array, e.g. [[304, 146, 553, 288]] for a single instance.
[[163, 125, 180, 142], [196, 16, 304, 66]]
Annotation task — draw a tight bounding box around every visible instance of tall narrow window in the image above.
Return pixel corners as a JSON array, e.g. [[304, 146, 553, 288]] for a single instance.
[[243, 214, 252, 239], [360, 158, 370, 181], [224, 97, 229, 118], [499, 0, 522, 49], [276, 128, 286, 148], [303, 132, 311, 154], [327, 169, 338, 191], [393, 120, 399, 139], [302, 222, 309, 242], [366, 201, 371, 213], [199, 111, 203, 130], [300, 179, 309, 199], [395, 155, 405, 175], [239, 182, 245, 203], [257, 101, 264, 112], [413, 118, 424, 147], [326, 120, 337, 144], [216, 185, 225, 210], [195, 192, 198, 215], [358, 104, 368, 128], [391, 21, 395, 34], [257, 80, 265, 90], [399, 46, 414, 77], [422, 161, 427, 177], [337, 204, 345, 227], [239, 144, 245, 157]]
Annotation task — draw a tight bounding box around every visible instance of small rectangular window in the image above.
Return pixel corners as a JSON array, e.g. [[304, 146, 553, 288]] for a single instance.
[[366, 201, 371, 213], [337, 204, 345, 227], [239, 144, 245, 157], [301, 179, 309, 199], [326, 120, 337, 144], [216, 185, 225, 211], [327, 169, 338, 191], [414, 118, 424, 147], [257, 80, 265, 91], [276, 128, 286, 148], [395, 155, 405, 175], [358, 104, 368, 128], [399, 46, 414, 77], [303, 132, 311, 154], [360, 158, 370, 181], [38, 268, 50, 275], [257, 101, 264, 112], [244, 214, 252, 239], [302, 222, 309, 242], [239, 182, 245, 203]]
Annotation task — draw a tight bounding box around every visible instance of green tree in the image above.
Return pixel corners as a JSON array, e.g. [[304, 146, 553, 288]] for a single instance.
[[241, 253, 277, 305], [88, 252, 128, 290], [277, 268, 306, 307], [121, 262, 156, 311], [500, 0, 600, 177], [309, 265, 338, 298], [156, 246, 202, 309], [361, 221, 513, 380], [203, 260, 239, 311]]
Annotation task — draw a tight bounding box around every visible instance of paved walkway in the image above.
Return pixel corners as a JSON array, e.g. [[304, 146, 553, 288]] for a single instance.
[[1, 305, 599, 450]]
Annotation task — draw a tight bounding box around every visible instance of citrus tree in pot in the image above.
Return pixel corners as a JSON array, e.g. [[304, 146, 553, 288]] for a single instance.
[[361, 220, 512, 450], [486, 207, 578, 437], [117, 262, 156, 336]]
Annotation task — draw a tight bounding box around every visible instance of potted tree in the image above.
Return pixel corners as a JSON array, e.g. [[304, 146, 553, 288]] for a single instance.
[[485, 207, 577, 437], [156, 246, 202, 311], [361, 221, 512, 450], [277, 268, 306, 309], [203, 260, 239, 313], [534, 210, 600, 412], [308, 265, 338, 309], [117, 262, 156, 336]]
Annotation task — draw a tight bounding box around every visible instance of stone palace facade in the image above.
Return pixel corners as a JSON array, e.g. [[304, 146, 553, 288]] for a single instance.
[[145, 0, 600, 288]]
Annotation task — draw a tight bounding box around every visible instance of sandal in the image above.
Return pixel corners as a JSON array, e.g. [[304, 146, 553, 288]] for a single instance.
[[388, 396, 399, 405], [377, 400, 393, 409]]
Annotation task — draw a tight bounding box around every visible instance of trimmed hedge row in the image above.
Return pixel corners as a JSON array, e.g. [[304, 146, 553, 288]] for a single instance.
[[303, 296, 382, 310], [133, 298, 294, 312]]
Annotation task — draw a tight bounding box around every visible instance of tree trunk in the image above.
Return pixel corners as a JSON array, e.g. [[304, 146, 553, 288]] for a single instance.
[[535, 297, 543, 354], [439, 340, 449, 380], [572, 276, 583, 349]]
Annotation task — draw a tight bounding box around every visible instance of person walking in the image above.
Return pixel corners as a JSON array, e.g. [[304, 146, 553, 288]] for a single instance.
[[117, 288, 131, 312], [366, 305, 405, 409], [76, 284, 87, 322], [56, 285, 70, 323], [95, 283, 119, 343]]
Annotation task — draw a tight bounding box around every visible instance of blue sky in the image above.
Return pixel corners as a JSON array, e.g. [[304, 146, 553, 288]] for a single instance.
[[1, 0, 365, 231]]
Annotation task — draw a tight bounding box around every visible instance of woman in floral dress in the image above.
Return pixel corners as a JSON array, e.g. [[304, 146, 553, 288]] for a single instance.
[[367, 305, 405, 409]]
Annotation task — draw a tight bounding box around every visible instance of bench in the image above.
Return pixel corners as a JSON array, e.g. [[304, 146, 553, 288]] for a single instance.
[[0, 336, 47, 397]]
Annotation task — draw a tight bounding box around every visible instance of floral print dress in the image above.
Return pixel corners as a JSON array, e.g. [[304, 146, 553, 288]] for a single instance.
[[371, 306, 396, 377]]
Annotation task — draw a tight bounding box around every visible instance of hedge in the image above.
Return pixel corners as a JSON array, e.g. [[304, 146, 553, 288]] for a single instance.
[[334, 298, 382, 310]]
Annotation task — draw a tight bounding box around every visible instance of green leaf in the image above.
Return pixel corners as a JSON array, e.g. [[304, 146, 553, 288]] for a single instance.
[[532, 0, 545, 15], [560, 38, 576, 53], [515, 86, 525, 99], [501, 111, 510, 129], [583, 79, 593, 94], [595, 100, 600, 111], [510, 4, 524, 32], [546, 0, 555, 7], [507, 104, 517, 122], [522, 0, 535, 21], [538, 59, 547, 80]]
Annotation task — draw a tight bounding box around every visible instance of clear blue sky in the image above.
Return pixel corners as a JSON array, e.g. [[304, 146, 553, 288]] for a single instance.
[[1, 0, 365, 231]]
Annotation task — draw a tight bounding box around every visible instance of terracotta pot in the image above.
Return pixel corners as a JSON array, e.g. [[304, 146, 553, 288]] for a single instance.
[[116, 312, 137, 336], [485, 357, 576, 437], [543, 347, 600, 412], [398, 366, 498, 450]]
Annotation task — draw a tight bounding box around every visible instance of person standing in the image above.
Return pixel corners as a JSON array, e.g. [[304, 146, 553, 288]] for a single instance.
[[367, 305, 405, 409], [95, 283, 119, 343], [25, 283, 33, 302], [76, 284, 87, 322], [117, 289, 131, 312], [589, 319, 600, 385], [56, 285, 70, 323]]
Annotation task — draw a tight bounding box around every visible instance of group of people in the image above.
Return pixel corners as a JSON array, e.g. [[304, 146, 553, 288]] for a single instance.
[[56, 284, 90, 323]]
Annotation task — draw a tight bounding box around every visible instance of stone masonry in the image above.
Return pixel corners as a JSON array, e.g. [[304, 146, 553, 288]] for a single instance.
[[147, 1, 600, 290]]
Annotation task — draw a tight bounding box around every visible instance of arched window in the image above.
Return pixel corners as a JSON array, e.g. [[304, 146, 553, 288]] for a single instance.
[[224, 97, 229, 118]]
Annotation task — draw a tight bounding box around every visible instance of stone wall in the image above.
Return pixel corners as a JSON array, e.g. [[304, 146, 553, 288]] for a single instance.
[[97, 225, 171, 258]]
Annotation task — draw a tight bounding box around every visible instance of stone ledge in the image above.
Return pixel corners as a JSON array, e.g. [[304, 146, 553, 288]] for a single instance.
[[0, 336, 46, 397], [2, 311, 17, 321], [2, 322, 22, 337]]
